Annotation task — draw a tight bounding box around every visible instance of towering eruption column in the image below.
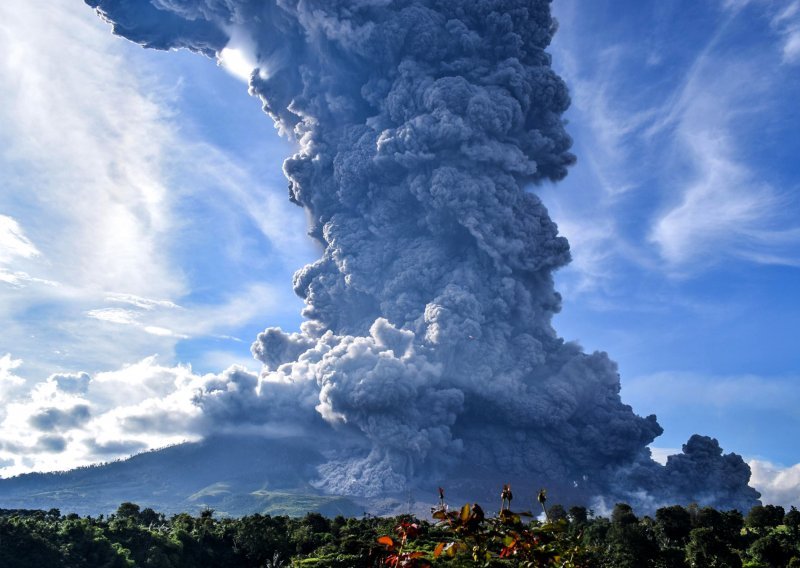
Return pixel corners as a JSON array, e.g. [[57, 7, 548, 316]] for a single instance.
[[87, 0, 760, 510]]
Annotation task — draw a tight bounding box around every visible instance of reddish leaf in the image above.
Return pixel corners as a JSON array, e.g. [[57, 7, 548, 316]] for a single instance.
[[377, 535, 395, 548], [433, 542, 445, 558], [401, 522, 420, 539]]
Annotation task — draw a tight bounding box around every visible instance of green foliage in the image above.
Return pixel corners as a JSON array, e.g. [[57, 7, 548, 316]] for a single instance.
[[747, 505, 786, 533], [786, 507, 800, 533], [0, 497, 798, 567], [376, 488, 596, 567], [655, 505, 691, 546]]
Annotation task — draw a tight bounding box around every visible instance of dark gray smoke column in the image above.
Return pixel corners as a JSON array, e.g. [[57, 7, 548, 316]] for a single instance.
[[86, 0, 760, 510]]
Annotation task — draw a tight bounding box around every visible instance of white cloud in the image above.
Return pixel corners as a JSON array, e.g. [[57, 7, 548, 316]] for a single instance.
[[0, 1, 183, 299], [782, 31, 800, 63], [721, 0, 756, 11], [143, 325, 186, 338], [0, 215, 57, 288], [546, 213, 619, 295], [0, 346, 327, 477], [86, 307, 191, 338], [217, 27, 258, 83], [0, 354, 26, 406], [106, 293, 181, 311], [554, 44, 655, 198], [722, 0, 800, 65], [550, 0, 800, 283], [179, 141, 314, 258], [540, 34, 643, 294], [0, 215, 40, 263], [0, 355, 205, 476], [646, 46, 800, 269], [87, 308, 140, 326], [0, 353, 304, 477], [0, 270, 59, 288], [5, 3, 315, 476], [772, 1, 800, 64], [649, 446, 681, 465], [0, 0, 314, 378], [749, 459, 800, 508], [0, 0, 189, 375], [649, 129, 783, 267], [84, 282, 293, 343]]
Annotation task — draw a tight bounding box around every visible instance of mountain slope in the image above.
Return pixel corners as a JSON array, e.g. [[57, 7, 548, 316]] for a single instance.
[[0, 435, 362, 517]]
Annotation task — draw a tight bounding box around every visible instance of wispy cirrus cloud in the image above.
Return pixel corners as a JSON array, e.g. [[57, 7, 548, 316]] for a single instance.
[[0, 215, 39, 263], [85, 283, 294, 342], [772, 1, 800, 64], [0, 0, 187, 376], [724, 0, 800, 65], [0, 1, 181, 299], [106, 293, 181, 311], [549, 0, 800, 287], [645, 26, 800, 270], [0, 0, 313, 378], [0, 215, 58, 288]]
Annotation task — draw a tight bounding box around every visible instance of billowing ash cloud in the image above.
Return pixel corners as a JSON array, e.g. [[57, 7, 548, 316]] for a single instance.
[[85, 0, 760, 509]]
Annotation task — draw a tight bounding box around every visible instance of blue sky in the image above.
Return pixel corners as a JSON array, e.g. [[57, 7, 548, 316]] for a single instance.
[[545, 0, 800, 473], [1, 0, 799, 505]]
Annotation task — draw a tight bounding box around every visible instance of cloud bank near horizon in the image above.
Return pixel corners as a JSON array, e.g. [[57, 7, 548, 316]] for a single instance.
[[3, 353, 799, 509]]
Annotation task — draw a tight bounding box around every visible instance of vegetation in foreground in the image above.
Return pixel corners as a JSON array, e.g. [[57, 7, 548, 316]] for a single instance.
[[1, 488, 799, 567]]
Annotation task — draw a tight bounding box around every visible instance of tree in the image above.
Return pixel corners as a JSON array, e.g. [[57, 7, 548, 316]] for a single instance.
[[115, 503, 141, 522], [685, 527, 742, 568], [655, 505, 692, 545], [592, 504, 660, 568], [746, 505, 785, 532], [549, 504, 568, 523], [748, 531, 797, 568], [58, 518, 134, 568], [785, 506, 800, 533], [0, 516, 63, 568], [568, 506, 588, 525], [233, 515, 293, 567], [302, 512, 331, 534], [611, 503, 638, 526], [139, 508, 162, 527]]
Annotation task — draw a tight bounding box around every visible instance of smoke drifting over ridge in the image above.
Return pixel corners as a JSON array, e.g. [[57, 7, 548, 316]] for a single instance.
[[86, 0, 759, 510]]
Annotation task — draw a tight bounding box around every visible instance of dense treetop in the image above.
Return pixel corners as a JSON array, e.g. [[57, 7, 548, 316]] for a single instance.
[[1, 498, 799, 567]]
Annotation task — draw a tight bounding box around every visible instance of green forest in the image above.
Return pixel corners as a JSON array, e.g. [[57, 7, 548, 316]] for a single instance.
[[1, 495, 798, 567]]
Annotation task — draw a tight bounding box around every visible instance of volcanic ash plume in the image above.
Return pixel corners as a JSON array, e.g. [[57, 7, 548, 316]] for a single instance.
[[86, 0, 760, 510]]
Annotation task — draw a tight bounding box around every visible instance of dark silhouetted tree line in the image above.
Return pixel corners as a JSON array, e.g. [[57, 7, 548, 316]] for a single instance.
[[1, 499, 799, 567]]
